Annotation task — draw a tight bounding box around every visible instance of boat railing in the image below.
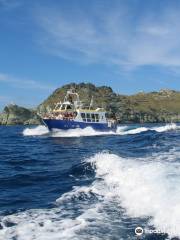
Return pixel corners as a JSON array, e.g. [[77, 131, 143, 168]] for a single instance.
[[44, 111, 77, 121]]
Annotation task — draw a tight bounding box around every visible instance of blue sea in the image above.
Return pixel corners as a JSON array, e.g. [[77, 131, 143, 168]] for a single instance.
[[0, 123, 180, 240]]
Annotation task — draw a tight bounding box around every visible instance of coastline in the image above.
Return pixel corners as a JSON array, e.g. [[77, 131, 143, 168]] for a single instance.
[[1, 83, 180, 125]]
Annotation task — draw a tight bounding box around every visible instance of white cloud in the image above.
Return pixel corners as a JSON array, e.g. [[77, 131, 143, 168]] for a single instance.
[[0, 73, 55, 90], [36, 2, 180, 71]]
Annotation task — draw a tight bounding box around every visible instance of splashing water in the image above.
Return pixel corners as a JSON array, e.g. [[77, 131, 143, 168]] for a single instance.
[[152, 123, 178, 132], [23, 123, 179, 137], [87, 152, 180, 238], [1, 151, 180, 239], [23, 125, 49, 136]]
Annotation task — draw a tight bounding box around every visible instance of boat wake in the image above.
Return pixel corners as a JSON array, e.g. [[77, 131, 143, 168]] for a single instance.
[[23, 123, 179, 137], [23, 125, 49, 136], [85, 152, 180, 238], [1, 151, 180, 239]]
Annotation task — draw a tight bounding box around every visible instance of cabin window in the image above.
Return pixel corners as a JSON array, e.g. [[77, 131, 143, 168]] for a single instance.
[[66, 105, 72, 110], [81, 113, 86, 122], [95, 114, 99, 122], [61, 104, 66, 110], [86, 113, 91, 122], [91, 113, 95, 122]]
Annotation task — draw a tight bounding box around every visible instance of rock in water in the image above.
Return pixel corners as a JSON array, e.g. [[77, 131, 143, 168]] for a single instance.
[[0, 104, 41, 125]]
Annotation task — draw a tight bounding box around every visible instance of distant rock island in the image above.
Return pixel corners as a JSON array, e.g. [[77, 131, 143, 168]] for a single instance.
[[0, 83, 180, 125], [0, 104, 41, 125]]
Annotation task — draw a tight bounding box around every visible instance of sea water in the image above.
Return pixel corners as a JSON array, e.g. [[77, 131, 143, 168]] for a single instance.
[[0, 123, 180, 240]]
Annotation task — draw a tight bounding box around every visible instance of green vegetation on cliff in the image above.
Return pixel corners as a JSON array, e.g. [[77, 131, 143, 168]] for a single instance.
[[38, 83, 117, 114], [39, 83, 180, 123], [0, 83, 180, 125]]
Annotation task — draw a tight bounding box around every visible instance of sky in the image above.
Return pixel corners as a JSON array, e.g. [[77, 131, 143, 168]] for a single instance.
[[0, 0, 180, 110]]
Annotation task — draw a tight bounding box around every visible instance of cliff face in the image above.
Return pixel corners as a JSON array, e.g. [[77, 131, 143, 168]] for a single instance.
[[1, 83, 180, 125], [0, 104, 41, 125]]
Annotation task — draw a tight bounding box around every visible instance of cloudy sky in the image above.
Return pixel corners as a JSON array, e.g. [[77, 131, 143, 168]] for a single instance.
[[0, 0, 180, 109]]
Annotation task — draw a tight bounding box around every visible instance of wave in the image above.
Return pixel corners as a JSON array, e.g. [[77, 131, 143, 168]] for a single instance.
[[22, 125, 127, 137], [22, 123, 179, 137], [0, 207, 88, 240], [86, 152, 180, 238], [117, 123, 179, 135], [23, 125, 49, 136], [1, 151, 180, 239], [117, 126, 149, 135], [152, 123, 178, 132], [51, 127, 116, 137]]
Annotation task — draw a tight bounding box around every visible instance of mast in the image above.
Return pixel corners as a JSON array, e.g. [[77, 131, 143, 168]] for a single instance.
[[89, 96, 94, 110]]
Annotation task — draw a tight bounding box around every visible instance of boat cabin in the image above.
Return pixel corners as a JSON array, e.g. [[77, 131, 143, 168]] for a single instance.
[[60, 102, 74, 111], [46, 89, 110, 124], [54, 101, 74, 111], [76, 111, 107, 123]]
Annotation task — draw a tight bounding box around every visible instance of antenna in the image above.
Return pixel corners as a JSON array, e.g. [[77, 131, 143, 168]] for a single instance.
[[89, 96, 94, 109]]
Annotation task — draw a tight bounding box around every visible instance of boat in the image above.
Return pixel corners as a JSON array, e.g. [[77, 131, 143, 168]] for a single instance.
[[42, 89, 117, 132]]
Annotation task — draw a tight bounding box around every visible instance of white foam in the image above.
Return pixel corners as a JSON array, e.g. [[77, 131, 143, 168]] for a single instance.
[[117, 123, 179, 135], [152, 123, 178, 132], [0, 186, 105, 240], [23, 125, 49, 136], [22, 123, 179, 138], [87, 152, 180, 238], [51, 125, 130, 137], [51, 126, 115, 137], [0, 208, 88, 240], [55, 123, 178, 137], [1, 151, 180, 239], [118, 126, 149, 135]]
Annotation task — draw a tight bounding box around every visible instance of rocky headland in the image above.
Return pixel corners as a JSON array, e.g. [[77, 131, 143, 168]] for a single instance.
[[0, 83, 180, 125], [0, 104, 41, 125]]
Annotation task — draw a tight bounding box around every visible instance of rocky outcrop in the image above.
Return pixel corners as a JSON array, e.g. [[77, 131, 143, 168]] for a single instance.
[[38, 83, 117, 116], [0, 104, 41, 125], [39, 83, 180, 123], [1, 84, 180, 125]]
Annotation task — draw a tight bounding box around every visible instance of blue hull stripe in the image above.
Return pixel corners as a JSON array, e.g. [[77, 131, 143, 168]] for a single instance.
[[43, 119, 116, 132]]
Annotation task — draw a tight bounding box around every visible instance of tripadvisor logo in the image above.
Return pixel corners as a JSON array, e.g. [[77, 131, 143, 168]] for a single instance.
[[135, 226, 144, 236]]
